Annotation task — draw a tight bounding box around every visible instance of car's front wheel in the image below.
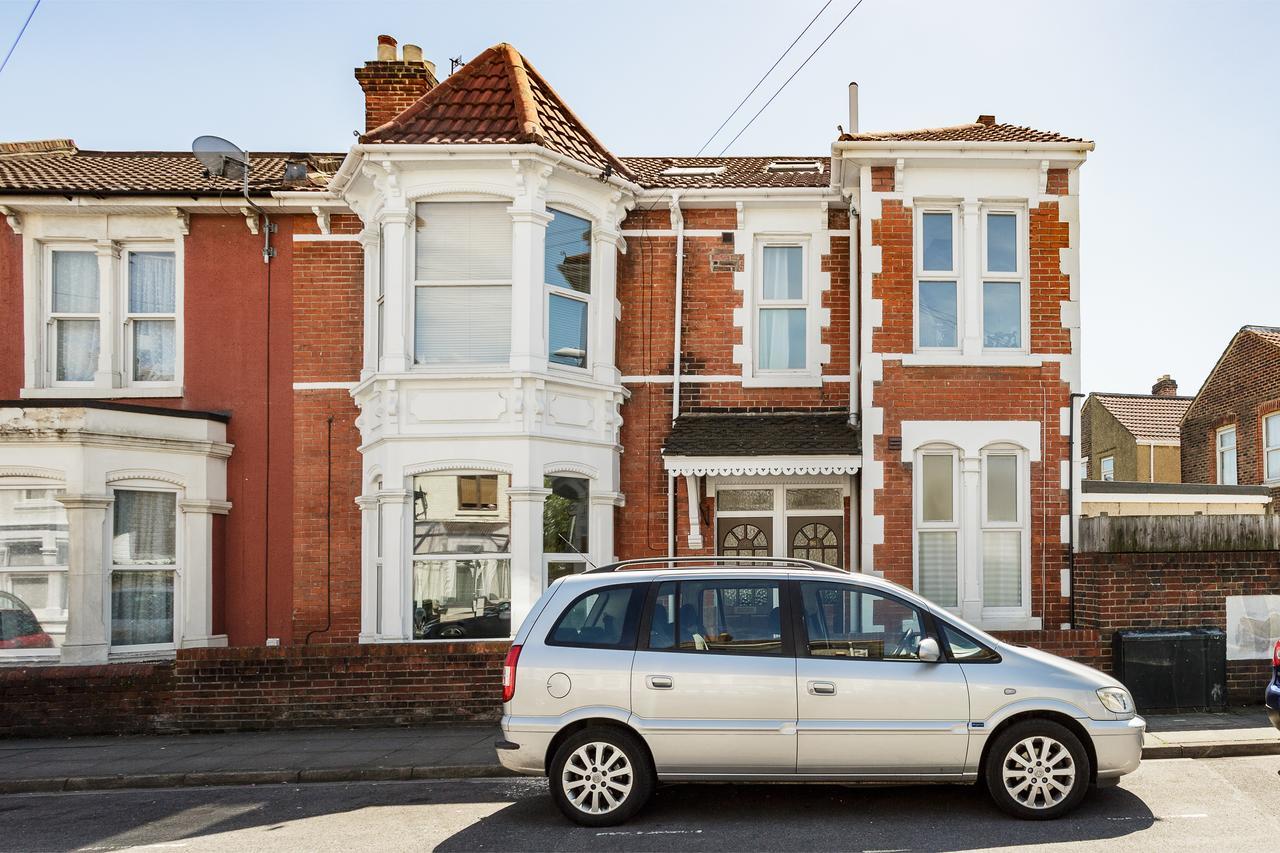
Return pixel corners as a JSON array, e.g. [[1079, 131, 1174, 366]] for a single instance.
[[548, 727, 654, 826], [984, 719, 1091, 820]]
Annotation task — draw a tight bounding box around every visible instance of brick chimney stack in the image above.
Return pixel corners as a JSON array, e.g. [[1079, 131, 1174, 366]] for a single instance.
[[1151, 374, 1178, 397], [354, 34, 439, 134]]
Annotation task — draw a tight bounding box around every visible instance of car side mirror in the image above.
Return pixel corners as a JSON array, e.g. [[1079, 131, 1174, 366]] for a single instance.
[[918, 637, 942, 662]]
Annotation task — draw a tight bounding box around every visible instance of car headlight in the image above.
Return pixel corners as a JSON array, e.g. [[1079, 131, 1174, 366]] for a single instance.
[[1097, 687, 1134, 714]]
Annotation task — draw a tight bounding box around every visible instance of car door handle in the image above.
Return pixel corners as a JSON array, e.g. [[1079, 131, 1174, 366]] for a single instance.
[[807, 680, 837, 696], [646, 675, 674, 690]]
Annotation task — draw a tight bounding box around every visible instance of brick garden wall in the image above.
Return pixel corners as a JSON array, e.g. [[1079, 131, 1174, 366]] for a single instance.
[[0, 662, 175, 737]]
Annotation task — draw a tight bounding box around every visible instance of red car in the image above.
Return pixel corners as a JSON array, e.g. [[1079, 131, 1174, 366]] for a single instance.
[[0, 590, 54, 649], [1266, 639, 1280, 731]]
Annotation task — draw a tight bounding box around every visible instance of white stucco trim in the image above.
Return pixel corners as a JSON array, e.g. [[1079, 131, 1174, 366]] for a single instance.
[[899, 421, 1042, 463], [664, 454, 861, 477]]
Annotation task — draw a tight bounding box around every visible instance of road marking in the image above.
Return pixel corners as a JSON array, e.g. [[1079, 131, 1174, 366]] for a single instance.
[[596, 829, 705, 836]]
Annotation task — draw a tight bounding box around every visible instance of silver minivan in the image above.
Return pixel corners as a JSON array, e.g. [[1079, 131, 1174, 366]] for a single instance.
[[496, 558, 1144, 826]]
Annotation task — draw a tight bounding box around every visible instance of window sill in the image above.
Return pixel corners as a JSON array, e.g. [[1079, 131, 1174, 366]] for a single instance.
[[740, 373, 824, 389], [975, 616, 1042, 632], [21, 386, 184, 400], [898, 353, 1041, 368]]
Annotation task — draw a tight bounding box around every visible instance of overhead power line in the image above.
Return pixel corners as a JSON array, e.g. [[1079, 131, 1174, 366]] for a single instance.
[[0, 0, 41, 79], [717, 0, 868, 156], [695, 0, 835, 157]]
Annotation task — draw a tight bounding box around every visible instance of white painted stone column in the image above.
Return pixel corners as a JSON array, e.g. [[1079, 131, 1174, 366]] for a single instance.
[[509, 206, 553, 374], [508, 486, 550, 633], [683, 474, 704, 550], [960, 454, 983, 623], [359, 227, 380, 379], [356, 494, 380, 642], [589, 491, 624, 567], [94, 240, 120, 388], [178, 498, 230, 647], [377, 207, 413, 373], [380, 489, 410, 641], [591, 228, 623, 386], [960, 200, 982, 357], [57, 494, 112, 664]]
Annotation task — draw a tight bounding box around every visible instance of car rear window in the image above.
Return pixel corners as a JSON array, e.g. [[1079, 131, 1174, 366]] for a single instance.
[[547, 585, 643, 649]]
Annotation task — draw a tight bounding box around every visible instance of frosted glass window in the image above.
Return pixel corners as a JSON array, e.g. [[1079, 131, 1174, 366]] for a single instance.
[[762, 246, 803, 299], [759, 308, 806, 369], [986, 213, 1017, 272], [415, 285, 511, 364], [548, 293, 588, 368], [545, 208, 591, 294], [921, 455, 954, 522], [918, 531, 958, 607], [922, 213, 953, 271], [986, 454, 1018, 522], [982, 531, 1021, 607], [918, 282, 957, 348], [983, 282, 1021, 349], [415, 202, 512, 282], [785, 488, 842, 510], [718, 489, 774, 512]]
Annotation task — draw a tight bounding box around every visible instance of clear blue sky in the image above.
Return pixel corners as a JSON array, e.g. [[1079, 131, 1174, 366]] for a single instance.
[[1, 0, 1276, 395]]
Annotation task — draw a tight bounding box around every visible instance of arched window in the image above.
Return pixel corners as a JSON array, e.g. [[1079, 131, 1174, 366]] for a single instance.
[[721, 523, 769, 557], [791, 521, 839, 565]]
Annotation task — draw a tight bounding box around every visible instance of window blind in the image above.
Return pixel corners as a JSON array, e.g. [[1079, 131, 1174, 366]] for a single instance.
[[414, 285, 511, 364], [415, 202, 512, 282], [918, 530, 958, 607], [982, 530, 1021, 608]]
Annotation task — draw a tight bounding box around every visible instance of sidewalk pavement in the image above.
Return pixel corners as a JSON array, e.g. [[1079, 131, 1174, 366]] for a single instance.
[[0, 709, 1276, 796]]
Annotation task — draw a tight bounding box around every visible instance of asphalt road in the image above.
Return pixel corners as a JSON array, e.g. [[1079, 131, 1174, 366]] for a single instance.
[[0, 756, 1276, 852]]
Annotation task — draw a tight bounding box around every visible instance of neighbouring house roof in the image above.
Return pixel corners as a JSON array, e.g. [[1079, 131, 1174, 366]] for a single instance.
[[0, 142, 341, 196], [1182, 325, 1280, 422], [838, 115, 1088, 144], [1081, 480, 1271, 497], [663, 412, 859, 457], [361, 42, 632, 180], [1089, 392, 1194, 444], [1242, 324, 1280, 348], [620, 157, 832, 190]]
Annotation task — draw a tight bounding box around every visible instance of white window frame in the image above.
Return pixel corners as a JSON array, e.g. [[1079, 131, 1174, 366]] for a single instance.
[[0, 478, 69, 659], [1216, 425, 1238, 485], [1100, 456, 1115, 481], [410, 200, 514, 370], [914, 206, 961, 353], [542, 473, 592, 586], [978, 446, 1031, 618], [1264, 412, 1280, 483], [38, 240, 183, 395], [912, 447, 962, 609], [979, 206, 1029, 354], [108, 484, 181, 654], [714, 483, 845, 565], [544, 206, 593, 374], [754, 238, 811, 376]]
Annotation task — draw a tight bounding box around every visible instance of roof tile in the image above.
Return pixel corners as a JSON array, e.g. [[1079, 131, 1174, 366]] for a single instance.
[[1091, 393, 1193, 443], [838, 118, 1087, 144], [663, 412, 859, 457]]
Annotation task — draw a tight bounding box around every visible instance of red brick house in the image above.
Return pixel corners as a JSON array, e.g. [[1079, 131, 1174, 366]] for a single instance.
[[0, 37, 1093, 721], [1181, 325, 1280, 505]]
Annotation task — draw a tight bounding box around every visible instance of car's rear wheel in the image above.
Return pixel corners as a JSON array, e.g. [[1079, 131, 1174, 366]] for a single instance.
[[548, 727, 653, 826], [985, 719, 1091, 820]]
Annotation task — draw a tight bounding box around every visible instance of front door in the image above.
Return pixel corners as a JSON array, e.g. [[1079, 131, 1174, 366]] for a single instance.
[[793, 580, 970, 775], [631, 576, 797, 775]]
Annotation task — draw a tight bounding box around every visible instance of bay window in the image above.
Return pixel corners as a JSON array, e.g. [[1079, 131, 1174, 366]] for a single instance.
[[545, 208, 592, 369], [110, 489, 177, 648], [414, 202, 513, 365], [758, 244, 807, 371], [1216, 426, 1237, 485], [916, 210, 959, 350], [916, 451, 959, 607], [411, 472, 512, 639], [0, 487, 70, 653], [981, 210, 1024, 350], [543, 475, 589, 583], [1264, 413, 1280, 482]]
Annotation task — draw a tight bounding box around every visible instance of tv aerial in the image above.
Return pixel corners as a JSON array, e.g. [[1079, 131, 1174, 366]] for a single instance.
[[191, 134, 275, 263]]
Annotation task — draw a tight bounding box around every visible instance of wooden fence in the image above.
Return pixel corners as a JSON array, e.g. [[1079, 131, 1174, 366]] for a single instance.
[[1080, 513, 1280, 553]]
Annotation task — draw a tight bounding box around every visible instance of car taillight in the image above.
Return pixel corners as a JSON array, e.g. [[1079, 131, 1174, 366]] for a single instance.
[[502, 644, 522, 703], [1273, 640, 1280, 668]]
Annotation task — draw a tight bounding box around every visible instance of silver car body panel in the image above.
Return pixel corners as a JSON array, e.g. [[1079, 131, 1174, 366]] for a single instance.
[[498, 568, 1145, 784]]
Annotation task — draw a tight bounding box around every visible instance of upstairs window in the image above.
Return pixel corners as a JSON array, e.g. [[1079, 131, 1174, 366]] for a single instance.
[[1216, 426, 1237, 485], [1265, 413, 1280, 482], [49, 250, 100, 383], [981, 210, 1024, 350], [127, 251, 177, 382], [916, 210, 958, 350], [545, 208, 592, 369], [414, 202, 513, 365], [758, 244, 806, 371]]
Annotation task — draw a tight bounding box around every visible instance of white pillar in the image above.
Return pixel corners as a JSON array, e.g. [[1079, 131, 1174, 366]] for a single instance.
[[960, 454, 983, 623], [509, 207, 553, 374], [960, 200, 981, 357], [508, 486, 550, 633], [356, 494, 380, 642], [589, 491, 624, 567], [94, 240, 120, 388], [359, 227, 380, 379], [57, 493, 112, 664], [377, 208, 412, 373], [380, 489, 410, 640], [683, 474, 703, 550], [178, 498, 230, 647], [591, 228, 623, 386]]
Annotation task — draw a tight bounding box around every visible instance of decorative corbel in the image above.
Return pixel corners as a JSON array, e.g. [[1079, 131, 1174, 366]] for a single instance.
[[1038, 159, 1050, 195], [0, 205, 22, 235], [170, 207, 190, 236], [735, 201, 744, 230], [312, 205, 331, 236], [819, 199, 829, 230], [512, 158, 552, 199], [668, 192, 684, 230], [240, 207, 260, 236], [894, 157, 905, 192]]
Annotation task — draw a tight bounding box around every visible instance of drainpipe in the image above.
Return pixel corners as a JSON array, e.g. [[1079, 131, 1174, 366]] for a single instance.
[[847, 190, 862, 570], [670, 191, 685, 424], [1067, 392, 1086, 628]]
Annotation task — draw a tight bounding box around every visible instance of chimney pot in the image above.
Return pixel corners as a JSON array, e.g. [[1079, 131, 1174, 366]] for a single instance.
[[977, 114, 996, 127], [376, 34, 397, 61], [847, 82, 859, 135], [402, 43, 424, 64], [1151, 375, 1179, 397]]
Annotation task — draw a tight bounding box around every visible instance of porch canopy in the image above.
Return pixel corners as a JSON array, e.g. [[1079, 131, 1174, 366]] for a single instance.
[[662, 412, 860, 477]]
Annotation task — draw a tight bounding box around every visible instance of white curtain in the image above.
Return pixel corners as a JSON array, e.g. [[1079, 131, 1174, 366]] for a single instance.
[[762, 246, 802, 299], [982, 531, 1021, 608], [51, 251, 98, 312], [128, 252, 175, 312], [110, 570, 173, 646], [918, 531, 958, 608], [759, 308, 805, 369], [133, 320, 175, 381], [112, 490, 176, 565], [55, 319, 98, 381]]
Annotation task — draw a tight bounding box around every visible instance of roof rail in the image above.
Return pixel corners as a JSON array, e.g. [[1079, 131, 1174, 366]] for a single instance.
[[585, 555, 845, 574]]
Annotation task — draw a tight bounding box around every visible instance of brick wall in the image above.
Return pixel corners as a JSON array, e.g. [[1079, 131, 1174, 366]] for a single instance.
[[0, 662, 174, 737]]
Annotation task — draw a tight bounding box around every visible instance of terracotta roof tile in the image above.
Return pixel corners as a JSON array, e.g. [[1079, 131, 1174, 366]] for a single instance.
[[363, 43, 631, 179], [1091, 393, 1194, 443], [839, 117, 1087, 144], [621, 157, 831, 189]]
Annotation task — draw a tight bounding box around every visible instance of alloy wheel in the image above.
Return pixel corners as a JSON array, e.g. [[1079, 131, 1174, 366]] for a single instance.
[[1001, 735, 1077, 809], [560, 741, 634, 815]]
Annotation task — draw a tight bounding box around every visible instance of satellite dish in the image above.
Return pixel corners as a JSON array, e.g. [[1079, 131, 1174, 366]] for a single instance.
[[192, 135, 250, 182]]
